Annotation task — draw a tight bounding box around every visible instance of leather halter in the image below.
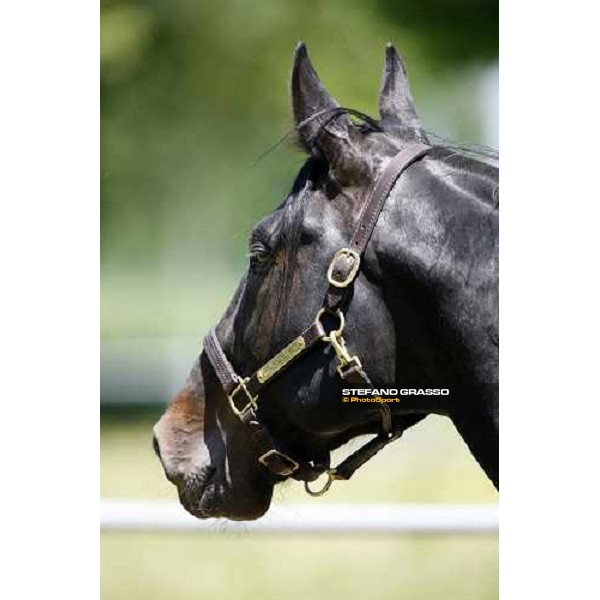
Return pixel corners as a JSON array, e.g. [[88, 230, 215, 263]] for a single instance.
[[204, 142, 431, 495]]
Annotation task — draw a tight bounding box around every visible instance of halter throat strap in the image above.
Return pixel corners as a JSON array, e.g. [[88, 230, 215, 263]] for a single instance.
[[203, 142, 431, 485]]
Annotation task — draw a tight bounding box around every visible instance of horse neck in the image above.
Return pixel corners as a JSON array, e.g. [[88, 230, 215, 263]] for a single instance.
[[373, 150, 499, 488]]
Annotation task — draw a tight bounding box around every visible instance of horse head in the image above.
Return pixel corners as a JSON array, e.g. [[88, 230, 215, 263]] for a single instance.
[[153, 43, 499, 520]]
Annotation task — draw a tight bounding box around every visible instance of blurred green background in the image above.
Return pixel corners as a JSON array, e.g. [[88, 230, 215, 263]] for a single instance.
[[101, 1, 498, 599]]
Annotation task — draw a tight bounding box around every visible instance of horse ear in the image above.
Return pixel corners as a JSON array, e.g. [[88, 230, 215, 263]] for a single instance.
[[378, 44, 420, 130], [291, 42, 351, 154]]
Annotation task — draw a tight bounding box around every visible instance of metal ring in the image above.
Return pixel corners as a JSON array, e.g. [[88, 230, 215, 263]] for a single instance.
[[304, 470, 336, 497], [316, 308, 345, 342]]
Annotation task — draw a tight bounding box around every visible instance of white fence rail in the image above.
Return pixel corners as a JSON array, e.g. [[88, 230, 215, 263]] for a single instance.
[[101, 500, 498, 535]]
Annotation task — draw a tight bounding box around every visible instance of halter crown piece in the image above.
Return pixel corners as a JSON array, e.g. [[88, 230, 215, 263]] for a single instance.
[[203, 142, 431, 496]]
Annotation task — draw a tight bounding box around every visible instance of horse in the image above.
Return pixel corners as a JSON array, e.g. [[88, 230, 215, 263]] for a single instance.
[[153, 43, 499, 520]]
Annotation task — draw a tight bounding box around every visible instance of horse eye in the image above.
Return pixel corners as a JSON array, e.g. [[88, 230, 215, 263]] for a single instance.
[[247, 242, 272, 268]]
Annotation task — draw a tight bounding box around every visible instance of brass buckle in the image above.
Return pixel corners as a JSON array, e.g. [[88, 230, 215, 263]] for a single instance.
[[227, 377, 257, 419], [258, 449, 300, 477], [326, 248, 361, 288]]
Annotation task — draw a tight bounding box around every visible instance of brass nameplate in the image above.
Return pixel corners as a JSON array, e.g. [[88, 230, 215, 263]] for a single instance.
[[257, 336, 306, 384]]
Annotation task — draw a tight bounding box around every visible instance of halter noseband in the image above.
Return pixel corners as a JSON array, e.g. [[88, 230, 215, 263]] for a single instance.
[[203, 143, 431, 495]]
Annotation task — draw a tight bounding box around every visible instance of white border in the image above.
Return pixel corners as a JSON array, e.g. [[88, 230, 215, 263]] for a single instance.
[[501, 1, 600, 597], [0, 2, 99, 599]]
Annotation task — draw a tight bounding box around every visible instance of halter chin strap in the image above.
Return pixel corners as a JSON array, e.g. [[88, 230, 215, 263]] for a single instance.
[[203, 142, 431, 492]]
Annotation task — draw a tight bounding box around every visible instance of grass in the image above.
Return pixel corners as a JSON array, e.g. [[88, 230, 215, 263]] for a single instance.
[[101, 412, 498, 600], [102, 534, 498, 600]]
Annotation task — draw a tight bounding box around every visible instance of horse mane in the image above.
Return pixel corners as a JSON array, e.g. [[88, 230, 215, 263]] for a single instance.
[[422, 130, 498, 168], [293, 107, 499, 189], [255, 106, 498, 179]]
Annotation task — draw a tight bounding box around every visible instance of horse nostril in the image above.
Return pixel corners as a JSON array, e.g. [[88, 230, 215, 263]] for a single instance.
[[152, 434, 162, 460]]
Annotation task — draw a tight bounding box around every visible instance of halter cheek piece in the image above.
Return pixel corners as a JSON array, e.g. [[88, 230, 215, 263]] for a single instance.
[[204, 143, 431, 496]]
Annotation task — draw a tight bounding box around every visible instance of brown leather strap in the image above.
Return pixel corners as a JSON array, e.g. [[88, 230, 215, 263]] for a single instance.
[[203, 327, 238, 395], [333, 414, 426, 481], [325, 143, 430, 309], [239, 408, 301, 477], [351, 144, 431, 253]]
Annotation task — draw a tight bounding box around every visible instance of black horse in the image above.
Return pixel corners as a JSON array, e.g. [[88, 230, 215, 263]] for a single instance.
[[153, 43, 498, 520]]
